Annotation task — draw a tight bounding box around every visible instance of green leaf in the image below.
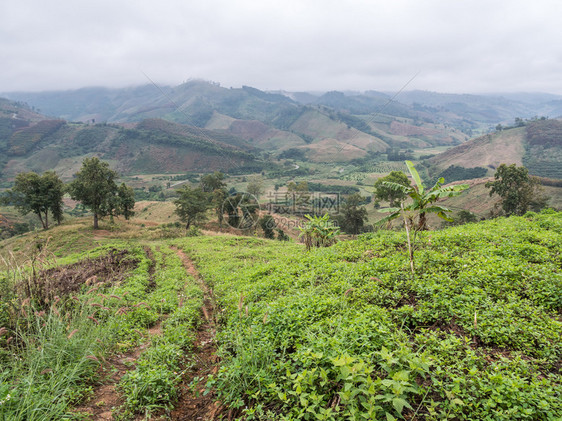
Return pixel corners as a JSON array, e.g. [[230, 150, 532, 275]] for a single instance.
[[406, 160, 424, 194], [392, 397, 412, 414]]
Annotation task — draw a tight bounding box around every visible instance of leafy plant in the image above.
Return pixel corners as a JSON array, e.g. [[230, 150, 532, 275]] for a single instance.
[[378, 160, 468, 273], [298, 213, 340, 251]]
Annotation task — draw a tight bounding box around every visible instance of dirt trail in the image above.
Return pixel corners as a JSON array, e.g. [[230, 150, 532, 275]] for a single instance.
[[171, 248, 223, 421], [74, 323, 163, 420], [73, 247, 161, 420]]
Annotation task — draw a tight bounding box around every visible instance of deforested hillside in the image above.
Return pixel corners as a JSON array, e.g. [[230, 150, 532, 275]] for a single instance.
[[428, 118, 562, 180]]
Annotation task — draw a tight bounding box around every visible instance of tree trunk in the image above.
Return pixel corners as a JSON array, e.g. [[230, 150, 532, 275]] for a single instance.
[[185, 219, 191, 230], [44, 211, 49, 230], [37, 212, 47, 230], [418, 212, 427, 231], [93, 213, 99, 229]]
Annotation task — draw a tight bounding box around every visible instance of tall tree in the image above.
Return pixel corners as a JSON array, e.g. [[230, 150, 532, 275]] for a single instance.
[[5, 171, 64, 229], [374, 171, 411, 207], [68, 157, 133, 229], [485, 164, 547, 216], [174, 186, 209, 229], [337, 193, 369, 234], [201, 171, 226, 193], [246, 178, 264, 198], [116, 183, 136, 220]]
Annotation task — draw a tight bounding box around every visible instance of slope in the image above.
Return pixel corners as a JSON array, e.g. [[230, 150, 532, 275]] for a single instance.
[[427, 118, 562, 180], [0, 102, 260, 181]]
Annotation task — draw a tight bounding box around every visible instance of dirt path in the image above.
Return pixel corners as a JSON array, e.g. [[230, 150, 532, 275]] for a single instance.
[[171, 248, 223, 421], [74, 247, 162, 420], [73, 323, 163, 420]]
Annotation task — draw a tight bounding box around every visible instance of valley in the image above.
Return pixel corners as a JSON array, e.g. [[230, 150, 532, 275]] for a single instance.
[[0, 82, 561, 420]]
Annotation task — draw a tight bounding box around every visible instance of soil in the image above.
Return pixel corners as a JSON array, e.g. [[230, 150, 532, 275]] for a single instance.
[[29, 249, 138, 305], [170, 248, 223, 421]]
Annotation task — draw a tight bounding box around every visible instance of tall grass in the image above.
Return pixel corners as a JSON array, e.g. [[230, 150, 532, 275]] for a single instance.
[[0, 250, 117, 420]]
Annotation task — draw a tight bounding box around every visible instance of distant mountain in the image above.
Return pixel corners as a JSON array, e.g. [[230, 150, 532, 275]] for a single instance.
[[428, 118, 562, 179], [5, 82, 562, 168], [0, 98, 260, 181]]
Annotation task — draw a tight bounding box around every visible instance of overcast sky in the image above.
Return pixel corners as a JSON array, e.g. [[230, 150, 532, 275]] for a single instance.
[[2, 0, 562, 94]]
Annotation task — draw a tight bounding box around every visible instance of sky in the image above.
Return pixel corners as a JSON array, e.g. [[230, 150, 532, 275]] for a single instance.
[[2, 0, 562, 94]]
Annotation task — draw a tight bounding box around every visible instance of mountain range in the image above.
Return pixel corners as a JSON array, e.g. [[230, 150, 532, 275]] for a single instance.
[[1, 81, 562, 182]]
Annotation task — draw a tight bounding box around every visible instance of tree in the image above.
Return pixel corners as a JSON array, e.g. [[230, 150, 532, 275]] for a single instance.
[[378, 161, 469, 274], [174, 186, 209, 229], [337, 193, 369, 234], [374, 171, 411, 207], [259, 215, 276, 239], [116, 183, 136, 220], [247, 178, 264, 198], [485, 164, 547, 216], [4, 171, 64, 229], [201, 171, 226, 193], [211, 188, 228, 227], [68, 157, 134, 229]]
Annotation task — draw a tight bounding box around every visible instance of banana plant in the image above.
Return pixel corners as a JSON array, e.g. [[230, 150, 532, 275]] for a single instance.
[[299, 213, 340, 251], [378, 161, 469, 273]]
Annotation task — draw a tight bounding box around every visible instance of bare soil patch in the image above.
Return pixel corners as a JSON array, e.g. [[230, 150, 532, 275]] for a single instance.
[[26, 249, 138, 305]]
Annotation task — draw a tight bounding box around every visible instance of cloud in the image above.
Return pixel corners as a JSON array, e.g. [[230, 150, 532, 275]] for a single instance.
[[1, 0, 562, 93]]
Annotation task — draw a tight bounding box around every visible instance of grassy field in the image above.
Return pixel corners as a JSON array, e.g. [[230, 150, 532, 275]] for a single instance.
[[1, 210, 560, 419], [177, 211, 562, 420]]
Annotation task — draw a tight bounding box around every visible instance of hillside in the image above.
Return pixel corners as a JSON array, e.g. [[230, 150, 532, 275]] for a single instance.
[[0, 107, 261, 181], [427, 118, 562, 180], [8, 81, 547, 161], [0, 211, 560, 419]]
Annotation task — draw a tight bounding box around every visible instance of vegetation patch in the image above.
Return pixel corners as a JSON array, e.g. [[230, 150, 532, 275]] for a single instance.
[[177, 210, 562, 420]]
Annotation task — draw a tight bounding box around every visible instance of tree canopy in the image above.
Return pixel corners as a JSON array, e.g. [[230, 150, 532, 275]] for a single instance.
[[485, 164, 547, 216], [337, 193, 369, 234], [374, 171, 411, 207], [68, 157, 134, 229], [4, 171, 64, 229], [174, 186, 209, 229]]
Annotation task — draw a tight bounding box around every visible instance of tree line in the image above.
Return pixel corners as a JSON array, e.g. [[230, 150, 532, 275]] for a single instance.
[[1, 157, 135, 230]]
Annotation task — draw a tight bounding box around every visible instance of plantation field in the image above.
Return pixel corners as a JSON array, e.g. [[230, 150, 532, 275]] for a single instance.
[[177, 211, 562, 420], [0, 210, 561, 419]]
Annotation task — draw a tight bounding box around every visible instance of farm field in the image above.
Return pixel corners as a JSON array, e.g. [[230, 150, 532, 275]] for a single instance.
[[0, 210, 561, 419]]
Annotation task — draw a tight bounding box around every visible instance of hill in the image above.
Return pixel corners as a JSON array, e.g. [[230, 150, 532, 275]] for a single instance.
[[0, 100, 262, 181], [0, 211, 560, 419], [427, 118, 562, 180], [10, 81, 552, 160]]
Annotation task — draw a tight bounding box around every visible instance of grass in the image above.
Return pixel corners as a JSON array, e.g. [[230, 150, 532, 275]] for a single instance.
[[0, 236, 203, 420], [173, 210, 562, 420]]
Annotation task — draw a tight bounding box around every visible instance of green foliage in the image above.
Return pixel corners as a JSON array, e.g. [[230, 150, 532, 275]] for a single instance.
[[179, 211, 562, 420], [374, 171, 412, 207], [200, 171, 226, 193], [434, 165, 488, 184], [299, 213, 340, 250], [3, 171, 64, 229], [523, 120, 562, 179], [69, 157, 135, 229], [259, 215, 276, 239], [173, 186, 209, 229], [336, 193, 369, 235], [486, 164, 547, 216], [307, 182, 360, 195]]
